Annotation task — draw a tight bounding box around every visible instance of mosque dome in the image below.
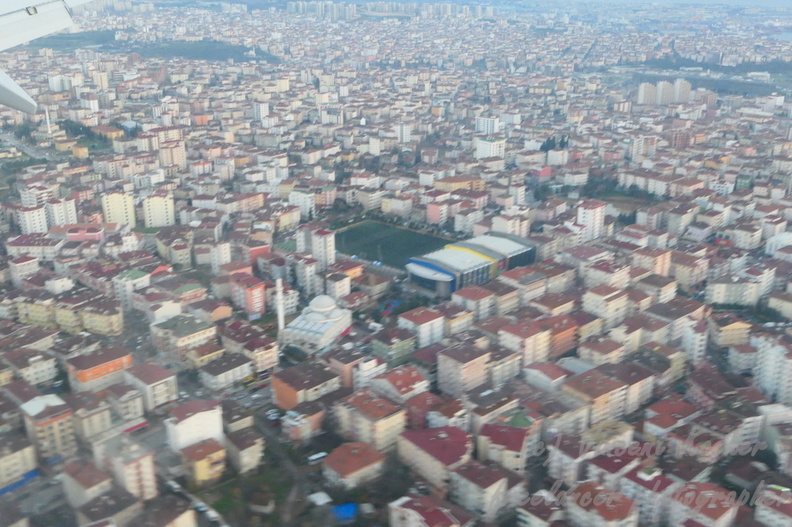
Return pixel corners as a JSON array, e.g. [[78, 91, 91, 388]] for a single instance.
[[309, 295, 337, 312]]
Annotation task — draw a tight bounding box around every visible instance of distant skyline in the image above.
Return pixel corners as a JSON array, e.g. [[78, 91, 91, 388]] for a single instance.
[[535, 0, 791, 5]]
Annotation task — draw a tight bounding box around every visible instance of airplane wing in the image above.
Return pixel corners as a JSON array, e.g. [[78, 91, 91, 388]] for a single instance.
[[0, 0, 94, 114]]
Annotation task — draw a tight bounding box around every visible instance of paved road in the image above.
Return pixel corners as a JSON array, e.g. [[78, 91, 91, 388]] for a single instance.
[[0, 132, 62, 160]]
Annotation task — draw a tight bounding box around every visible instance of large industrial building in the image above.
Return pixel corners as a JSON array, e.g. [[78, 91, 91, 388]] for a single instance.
[[406, 233, 536, 297]]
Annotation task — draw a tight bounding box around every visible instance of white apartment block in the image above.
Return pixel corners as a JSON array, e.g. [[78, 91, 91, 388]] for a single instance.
[[142, 193, 176, 228], [397, 307, 445, 349], [165, 400, 224, 451], [705, 277, 761, 307], [101, 191, 136, 228], [288, 189, 316, 219], [17, 206, 48, 234], [20, 185, 55, 207], [475, 116, 501, 135], [753, 334, 792, 406], [475, 136, 506, 159], [45, 198, 78, 227], [576, 199, 606, 242], [95, 435, 158, 501]]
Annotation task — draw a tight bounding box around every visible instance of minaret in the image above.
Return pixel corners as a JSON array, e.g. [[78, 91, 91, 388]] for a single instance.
[[276, 278, 286, 332]]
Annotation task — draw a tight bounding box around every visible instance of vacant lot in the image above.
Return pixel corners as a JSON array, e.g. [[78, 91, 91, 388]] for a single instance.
[[336, 221, 449, 268]]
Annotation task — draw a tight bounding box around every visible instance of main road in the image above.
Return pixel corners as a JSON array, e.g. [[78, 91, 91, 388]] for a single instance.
[[0, 131, 66, 161]]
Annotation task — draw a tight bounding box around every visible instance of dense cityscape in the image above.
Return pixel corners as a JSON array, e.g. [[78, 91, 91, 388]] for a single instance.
[[4, 0, 792, 526]]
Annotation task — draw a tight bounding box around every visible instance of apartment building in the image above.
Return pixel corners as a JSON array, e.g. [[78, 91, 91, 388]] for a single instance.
[[668, 482, 738, 527], [241, 336, 279, 373], [498, 321, 551, 365], [398, 427, 473, 492], [630, 248, 672, 276], [322, 442, 386, 489], [62, 460, 113, 508], [618, 466, 678, 526], [334, 388, 407, 452], [95, 435, 157, 501], [152, 314, 217, 360], [2, 348, 58, 386], [449, 461, 526, 523], [199, 353, 255, 391], [566, 481, 638, 527], [21, 394, 77, 462], [370, 328, 418, 366], [438, 345, 491, 397], [225, 428, 265, 475], [0, 433, 36, 490], [582, 285, 629, 329], [389, 494, 475, 527], [369, 366, 430, 404], [123, 362, 178, 412], [397, 307, 445, 348], [563, 370, 628, 425], [271, 361, 342, 410], [165, 399, 223, 451], [706, 276, 762, 307], [707, 313, 751, 348], [101, 191, 136, 228], [452, 286, 496, 321], [66, 346, 133, 393], [579, 336, 626, 365], [181, 438, 226, 487], [66, 392, 113, 444], [476, 424, 536, 475]]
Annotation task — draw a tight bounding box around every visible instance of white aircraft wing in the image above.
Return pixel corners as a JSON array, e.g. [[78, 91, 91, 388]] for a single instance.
[[0, 0, 93, 114]]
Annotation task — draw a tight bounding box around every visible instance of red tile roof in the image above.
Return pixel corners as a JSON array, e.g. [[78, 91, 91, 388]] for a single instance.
[[568, 481, 635, 521], [373, 366, 427, 395], [169, 399, 219, 423], [399, 306, 443, 325], [479, 424, 530, 452], [64, 460, 110, 489], [339, 389, 402, 421], [671, 482, 737, 521], [392, 494, 474, 527], [453, 286, 494, 301], [323, 442, 385, 478], [400, 427, 471, 466], [125, 362, 173, 385], [181, 438, 224, 462], [452, 460, 507, 489]]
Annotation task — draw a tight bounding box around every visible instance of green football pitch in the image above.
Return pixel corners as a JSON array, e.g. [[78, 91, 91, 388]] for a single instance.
[[335, 221, 450, 268]]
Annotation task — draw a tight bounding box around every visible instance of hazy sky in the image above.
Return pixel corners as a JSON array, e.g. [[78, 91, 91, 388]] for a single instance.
[[551, 0, 791, 5]]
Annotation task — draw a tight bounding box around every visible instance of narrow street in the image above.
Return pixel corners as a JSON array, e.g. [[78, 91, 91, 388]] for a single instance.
[[254, 415, 307, 526]]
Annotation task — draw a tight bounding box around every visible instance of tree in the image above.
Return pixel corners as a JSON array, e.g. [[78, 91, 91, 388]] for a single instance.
[[13, 122, 34, 141], [369, 454, 413, 501], [618, 211, 637, 225], [534, 184, 553, 201], [539, 137, 557, 152]]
